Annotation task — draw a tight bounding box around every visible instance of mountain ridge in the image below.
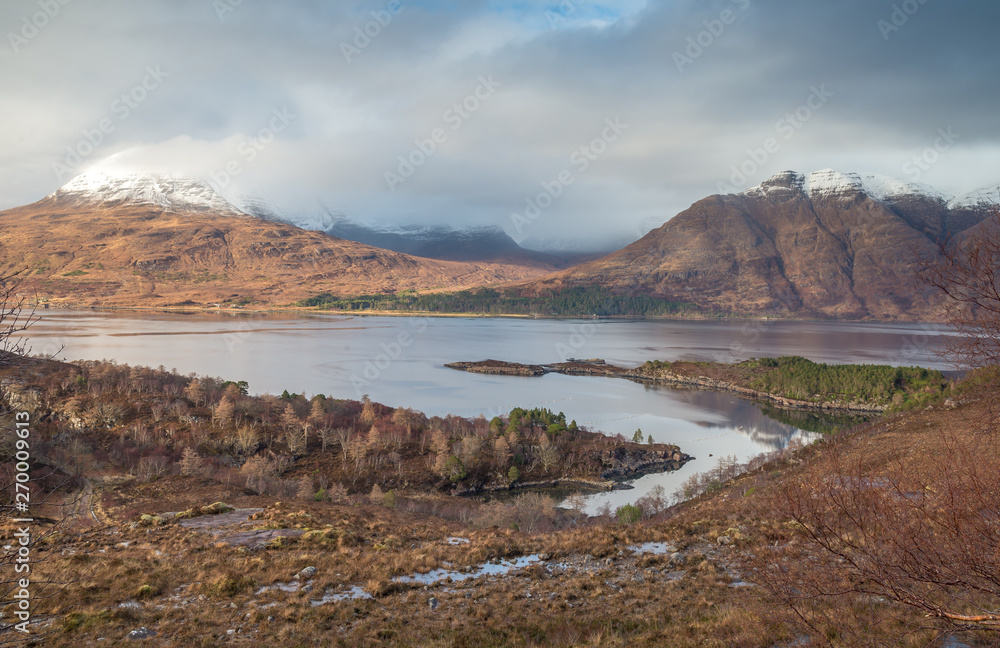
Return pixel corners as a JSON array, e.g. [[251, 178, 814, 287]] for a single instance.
[[50, 170, 246, 216], [520, 169, 994, 320], [0, 172, 556, 308]]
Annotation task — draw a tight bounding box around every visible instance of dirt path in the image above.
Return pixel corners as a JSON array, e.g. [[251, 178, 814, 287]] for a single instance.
[[64, 477, 101, 527]]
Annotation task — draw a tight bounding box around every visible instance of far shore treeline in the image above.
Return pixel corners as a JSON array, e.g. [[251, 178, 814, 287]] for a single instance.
[[297, 286, 698, 317]]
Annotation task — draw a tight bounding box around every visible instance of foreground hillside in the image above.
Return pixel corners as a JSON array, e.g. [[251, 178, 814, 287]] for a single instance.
[[522, 170, 993, 320], [2, 356, 998, 646], [0, 173, 555, 309]]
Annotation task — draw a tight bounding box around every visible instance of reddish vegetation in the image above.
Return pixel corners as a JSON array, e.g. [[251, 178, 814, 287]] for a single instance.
[[2, 352, 999, 646], [518, 175, 992, 320], [0, 199, 555, 308], [0, 357, 686, 504]]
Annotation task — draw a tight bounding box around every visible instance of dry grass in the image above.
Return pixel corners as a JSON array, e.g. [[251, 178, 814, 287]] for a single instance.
[[0, 200, 556, 309], [3, 359, 999, 646]]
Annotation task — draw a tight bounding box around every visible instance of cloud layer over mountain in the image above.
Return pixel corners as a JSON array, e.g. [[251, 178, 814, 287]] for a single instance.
[[2, 0, 998, 251]]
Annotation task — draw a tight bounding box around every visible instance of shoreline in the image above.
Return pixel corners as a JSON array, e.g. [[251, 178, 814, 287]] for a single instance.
[[30, 302, 942, 325], [446, 360, 892, 415]]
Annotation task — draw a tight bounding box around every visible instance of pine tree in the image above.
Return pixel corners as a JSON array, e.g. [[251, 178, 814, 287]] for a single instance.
[[367, 425, 384, 452], [360, 395, 377, 426], [493, 436, 511, 468], [460, 435, 481, 468], [179, 447, 204, 477], [505, 424, 520, 448], [281, 403, 300, 431], [430, 428, 449, 456], [185, 379, 205, 406], [430, 428, 450, 477], [296, 475, 314, 501], [327, 482, 348, 501], [392, 406, 413, 434], [309, 397, 326, 424], [213, 396, 235, 427]]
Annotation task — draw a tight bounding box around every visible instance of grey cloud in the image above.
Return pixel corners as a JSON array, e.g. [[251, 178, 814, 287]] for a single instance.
[[0, 0, 996, 250]]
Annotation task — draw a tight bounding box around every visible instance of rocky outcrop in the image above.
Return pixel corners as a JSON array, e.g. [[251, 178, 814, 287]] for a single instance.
[[0, 379, 43, 414], [455, 476, 622, 495], [600, 446, 692, 480], [444, 360, 546, 376]]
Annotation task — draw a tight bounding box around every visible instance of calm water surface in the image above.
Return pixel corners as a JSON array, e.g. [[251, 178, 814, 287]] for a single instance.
[[22, 310, 953, 511]]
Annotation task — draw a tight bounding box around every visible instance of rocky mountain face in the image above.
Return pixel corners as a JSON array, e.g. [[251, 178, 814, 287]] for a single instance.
[[527, 170, 994, 320], [0, 172, 554, 308]]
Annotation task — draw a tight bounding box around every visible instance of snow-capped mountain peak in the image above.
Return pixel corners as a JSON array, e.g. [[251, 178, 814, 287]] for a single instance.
[[50, 170, 245, 215], [948, 184, 1000, 210], [745, 169, 952, 203]]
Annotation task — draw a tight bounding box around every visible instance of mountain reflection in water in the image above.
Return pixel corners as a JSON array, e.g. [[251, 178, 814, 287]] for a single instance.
[[20, 311, 925, 513]]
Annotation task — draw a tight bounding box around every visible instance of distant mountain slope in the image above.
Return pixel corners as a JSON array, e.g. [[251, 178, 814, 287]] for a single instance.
[[0, 172, 555, 308], [319, 216, 597, 268], [524, 170, 993, 320], [227, 195, 589, 269]]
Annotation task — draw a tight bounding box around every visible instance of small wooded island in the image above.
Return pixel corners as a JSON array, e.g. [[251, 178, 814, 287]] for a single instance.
[[446, 356, 951, 414]]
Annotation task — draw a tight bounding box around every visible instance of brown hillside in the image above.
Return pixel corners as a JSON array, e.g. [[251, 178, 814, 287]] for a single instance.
[[523, 171, 990, 320], [0, 198, 553, 308]]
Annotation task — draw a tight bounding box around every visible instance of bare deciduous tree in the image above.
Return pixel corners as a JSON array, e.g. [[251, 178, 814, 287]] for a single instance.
[[747, 433, 1000, 638], [0, 275, 69, 643], [0, 272, 37, 364], [745, 211, 1000, 639], [296, 475, 314, 501], [918, 206, 1000, 413], [179, 447, 205, 477]]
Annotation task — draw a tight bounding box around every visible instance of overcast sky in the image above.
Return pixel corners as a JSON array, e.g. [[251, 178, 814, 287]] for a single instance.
[[1, 0, 998, 251]]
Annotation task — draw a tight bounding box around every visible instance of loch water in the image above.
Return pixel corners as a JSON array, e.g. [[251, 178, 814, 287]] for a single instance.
[[24, 310, 952, 510]]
